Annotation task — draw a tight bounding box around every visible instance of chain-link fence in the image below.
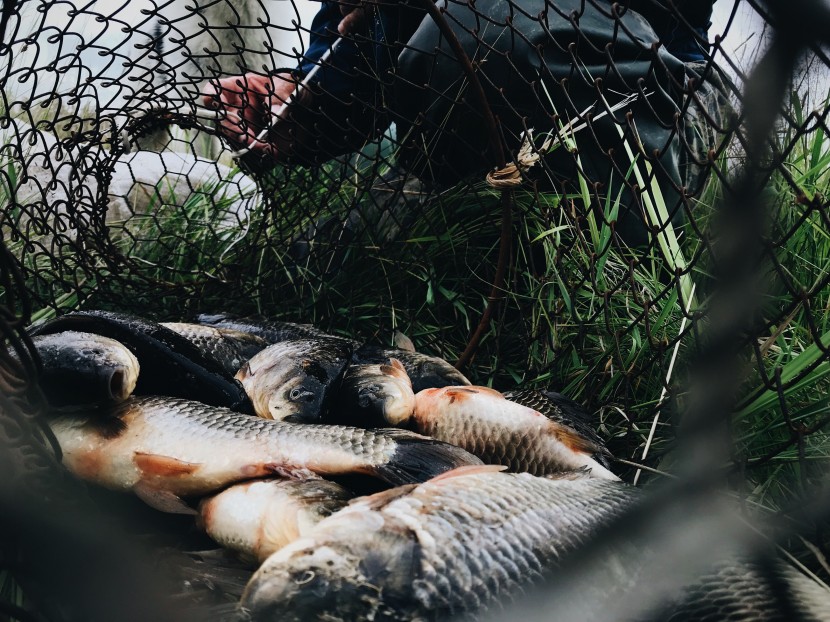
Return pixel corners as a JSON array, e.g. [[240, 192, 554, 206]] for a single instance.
[[2, 0, 830, 619]]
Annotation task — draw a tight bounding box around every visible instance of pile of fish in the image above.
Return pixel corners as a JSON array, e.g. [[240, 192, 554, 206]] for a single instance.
[[27, 310, 830, 621]]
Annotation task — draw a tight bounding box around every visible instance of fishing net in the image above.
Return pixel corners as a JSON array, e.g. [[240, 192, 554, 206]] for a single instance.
[[2, 0, 830, 619]]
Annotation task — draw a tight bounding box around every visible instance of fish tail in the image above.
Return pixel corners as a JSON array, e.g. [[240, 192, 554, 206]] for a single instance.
[[371, 431, 483, 485]]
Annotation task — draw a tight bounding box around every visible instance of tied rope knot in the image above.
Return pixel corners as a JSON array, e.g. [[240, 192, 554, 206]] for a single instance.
[[486, 129, 553, 189], [484, 91, 647, 190]]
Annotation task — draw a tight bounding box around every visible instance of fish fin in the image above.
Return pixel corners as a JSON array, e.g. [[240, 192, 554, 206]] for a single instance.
[[91, 415, 128, 439], [543, 467, 594, 481], [393, 331, 416, 353], [508, 389, 611, 456], [133, 481, 198, 515], [134, 452, 200, 477], [549, 421, 606, 456], [234, 361, 251, 382], [380, 359, 409, 382], [349, 484, 418, 510], [443, 387, 481, 404], [367, 430, 483, 485], [428, 464, 507, 483], [264, 464, 322, 481]]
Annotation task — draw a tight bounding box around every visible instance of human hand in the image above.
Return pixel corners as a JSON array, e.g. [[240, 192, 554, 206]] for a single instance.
[[337, 0, 368, 35], [201, 72, 303, 158]]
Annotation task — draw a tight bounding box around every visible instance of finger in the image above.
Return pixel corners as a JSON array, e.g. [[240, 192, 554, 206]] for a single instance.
[[338, 6, 366, 35], [201, 79, 230, 109]]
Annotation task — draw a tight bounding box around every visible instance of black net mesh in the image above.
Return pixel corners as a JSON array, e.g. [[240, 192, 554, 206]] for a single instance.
[[2, 0, 830, 619]]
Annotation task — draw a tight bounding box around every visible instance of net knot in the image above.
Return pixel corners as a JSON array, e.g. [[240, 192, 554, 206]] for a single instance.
[[486, 129, 550, 189]]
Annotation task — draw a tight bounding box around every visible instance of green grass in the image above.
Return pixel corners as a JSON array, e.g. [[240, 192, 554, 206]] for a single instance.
[[3, 83, 830, 581]]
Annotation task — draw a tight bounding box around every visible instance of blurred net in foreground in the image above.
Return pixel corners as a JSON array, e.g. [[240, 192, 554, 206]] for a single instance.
[[2, 0, 830, 619]]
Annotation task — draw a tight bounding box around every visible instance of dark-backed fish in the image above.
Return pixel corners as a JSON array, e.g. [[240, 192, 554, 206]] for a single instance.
[[354, 344, 470, 392], [198, 479, 352, 562], [48, 396, 480, 512], [330, 359, 415, 427], [236, 338, 353, 422], [240, 467, 634, 621], [26, 331, 139, 408], [161, 322, 268, 377], [196, 313, 336, 344], [30, 310, 251, 412], [241, 468, 830, 622], [412, 386, 618, 480]]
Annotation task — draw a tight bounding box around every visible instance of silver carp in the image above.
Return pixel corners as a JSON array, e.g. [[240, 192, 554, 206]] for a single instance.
[[47, 396, 481, 512], [330, 359, 415, 427], [240, 467, 634, 621], [241, 467, 830, 622], [412, 386, 618, 480], [196, 313, 349, 344], [161, 322, 268, 376], [354, 344, 470, 392], [30, 310, 252, 412], [198, 479, 352, 562], [236, 338, 353, 423], [27, 331, 139, 408]]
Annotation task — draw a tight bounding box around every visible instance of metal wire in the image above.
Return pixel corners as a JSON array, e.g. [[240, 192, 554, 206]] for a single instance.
[[1, 0, 830, 619]]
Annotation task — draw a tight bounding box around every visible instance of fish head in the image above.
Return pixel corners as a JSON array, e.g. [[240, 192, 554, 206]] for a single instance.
[[268, 374, 326, 423], [357, 363, 416, 427], [242, 524, 417, 620], [242, 541, 374, 620]]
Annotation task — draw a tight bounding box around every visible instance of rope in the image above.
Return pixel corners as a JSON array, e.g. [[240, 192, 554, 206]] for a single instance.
[[485, 130, 552, 189]]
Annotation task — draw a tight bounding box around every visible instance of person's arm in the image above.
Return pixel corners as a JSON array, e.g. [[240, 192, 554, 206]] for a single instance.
[[201, 0, 373, 160], [628, 0, 716, 61]]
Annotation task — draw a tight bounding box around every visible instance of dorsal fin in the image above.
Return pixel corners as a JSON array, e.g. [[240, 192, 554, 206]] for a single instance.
[[429, 464, 507, 483], [349, 484, 419, 510], [381, 359, 410, 381], [393, 331, 416, 353]]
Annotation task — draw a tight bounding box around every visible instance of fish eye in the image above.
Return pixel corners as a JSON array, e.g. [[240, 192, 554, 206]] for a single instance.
[[289, 388, 316, 403], [296, 570, 315, 585]]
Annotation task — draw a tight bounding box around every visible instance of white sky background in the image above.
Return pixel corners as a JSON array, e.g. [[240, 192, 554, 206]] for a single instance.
[[3, 1, 827, 113]]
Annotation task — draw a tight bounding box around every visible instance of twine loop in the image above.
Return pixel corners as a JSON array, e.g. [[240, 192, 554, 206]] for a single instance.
[[486, 129, 553, 189]]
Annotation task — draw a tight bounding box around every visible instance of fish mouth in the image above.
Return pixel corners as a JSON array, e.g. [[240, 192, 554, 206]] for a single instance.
[[108, 367, 138, 401], [109, 369, 127, 401]]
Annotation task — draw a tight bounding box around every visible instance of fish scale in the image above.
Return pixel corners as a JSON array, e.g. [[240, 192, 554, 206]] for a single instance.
[[243, 470, 830, 621], [242, 471, 635, 620], [161, 322, 268, 377], [48, 396, 482, 498], [413, 387, 619, 479], [418, 476, 624, 608]]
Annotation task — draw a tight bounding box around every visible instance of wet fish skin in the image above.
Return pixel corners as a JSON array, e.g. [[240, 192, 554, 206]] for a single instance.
[[30, 311, 252, 413], [47, 396, 482, 501], [330, 359, 415, 427], [242, 469, 830, 622], [240, 468, 636, 621], [353, 344, 470, 392], [236, 338, 353, 423], [27, 331, 140, 408], [413, 386, 619, 480], [161, 322, 268, 377], [198, 479, 352, 562], [196, 313, 357, 346], [504, 388, 613, 468]]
